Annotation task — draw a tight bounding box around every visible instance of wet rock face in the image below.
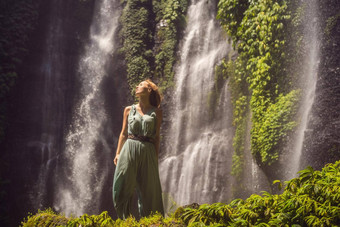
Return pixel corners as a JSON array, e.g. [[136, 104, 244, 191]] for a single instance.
[[302, 0, 340, 170]]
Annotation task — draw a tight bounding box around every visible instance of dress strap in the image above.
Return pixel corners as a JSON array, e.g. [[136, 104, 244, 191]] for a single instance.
[[132, 104, 156, 116], [130, 104, 136, 116]]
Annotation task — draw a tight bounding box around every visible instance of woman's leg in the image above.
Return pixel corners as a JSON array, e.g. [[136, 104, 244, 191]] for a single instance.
[[112, 145, 137, 219], [137, 148, 164, 217]]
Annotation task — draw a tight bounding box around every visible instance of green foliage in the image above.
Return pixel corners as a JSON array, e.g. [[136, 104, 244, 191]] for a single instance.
[[182, 203, 232, 225], [0, 0, 41, 143], [22, 210, 185, 226], [0, 1, 42, 224], [120, 0, 188, 94], [251, 89, 300, 164], [218, 0, 300, 165], [153, 0, 187, 91], [120, 0, 154, 94], [180, 161, 340, 226], [230, 94, 248, 179], [21, 162, 340, 226], [67, 211, 115, 227], [21, 208, 68, 227], [217, 0, 250, 46]]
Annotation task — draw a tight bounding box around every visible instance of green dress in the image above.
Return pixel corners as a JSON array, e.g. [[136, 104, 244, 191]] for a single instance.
[[112, 104, 164, 219]]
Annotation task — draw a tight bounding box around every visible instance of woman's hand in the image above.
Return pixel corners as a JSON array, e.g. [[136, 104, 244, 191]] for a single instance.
[[114, 154, 120, 165]]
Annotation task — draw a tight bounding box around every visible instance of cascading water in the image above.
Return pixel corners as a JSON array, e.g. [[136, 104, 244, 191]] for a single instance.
[[241, 114, 271, 197], [159, 0, 233, 209], [288, 0, 319, 178], [30, 0, 67, 209], [55, 0, 120, 216], [2, 0, 337, 225]]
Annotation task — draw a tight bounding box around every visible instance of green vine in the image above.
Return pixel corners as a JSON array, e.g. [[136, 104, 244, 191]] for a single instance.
[[217, 0, 300, 165]]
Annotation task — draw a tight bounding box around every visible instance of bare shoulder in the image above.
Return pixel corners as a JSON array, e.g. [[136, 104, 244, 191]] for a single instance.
[[123, 106, 132, 116]]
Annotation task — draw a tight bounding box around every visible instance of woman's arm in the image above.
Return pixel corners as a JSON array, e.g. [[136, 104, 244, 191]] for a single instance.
[[154, 108, 163, 158], [114, 106, 131, 165]]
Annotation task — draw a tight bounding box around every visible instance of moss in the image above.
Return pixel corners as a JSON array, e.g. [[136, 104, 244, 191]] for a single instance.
[[120, 0, 155, 95], [120, 0, 188, 94], [154, 0, 188, 91]]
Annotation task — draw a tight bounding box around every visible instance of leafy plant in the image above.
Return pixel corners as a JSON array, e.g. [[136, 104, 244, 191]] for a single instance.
[[217, 0, 301, 166], [20, 208, 68, 227], [179, 161, 340, 226], [20, 161, 340, 226]]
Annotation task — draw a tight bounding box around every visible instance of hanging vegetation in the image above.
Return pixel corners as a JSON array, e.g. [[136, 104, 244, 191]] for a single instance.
[[217, 0, 300, 167], [154, 0, 187, 90], [120, 0, 188, 94], [120, 0, 154, 95]]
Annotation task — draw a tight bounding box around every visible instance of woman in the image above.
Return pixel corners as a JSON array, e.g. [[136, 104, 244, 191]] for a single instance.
[[112, 79, 164, 219]]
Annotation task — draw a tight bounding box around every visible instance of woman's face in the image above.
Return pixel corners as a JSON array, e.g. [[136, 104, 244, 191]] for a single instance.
[[135, 81, 150, 97]]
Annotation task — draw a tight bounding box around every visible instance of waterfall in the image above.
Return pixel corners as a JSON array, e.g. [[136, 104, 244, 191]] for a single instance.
[[30, 0, 67, 209], [160, 0, 233, 209], [241, 113, 271, 197], [289, 0, 319, 177], [55, 0, 120, 216]]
